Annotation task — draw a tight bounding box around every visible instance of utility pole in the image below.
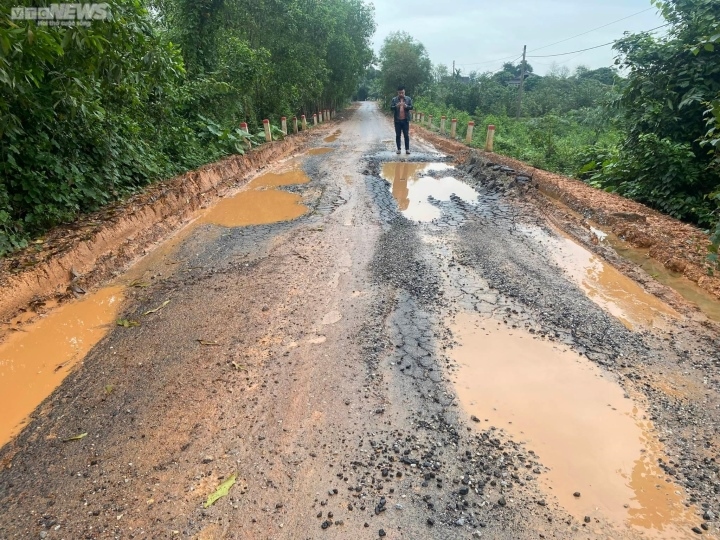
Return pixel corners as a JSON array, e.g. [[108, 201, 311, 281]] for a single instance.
[[452, 60, 455, 79], [516, 45, 527, 119]]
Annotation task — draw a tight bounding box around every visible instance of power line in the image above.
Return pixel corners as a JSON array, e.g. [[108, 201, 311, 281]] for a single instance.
[[527, 7, 655, 54], [456, 9, 663, 68], [526, 23, 669, 58], [458, 53, 522, 68]]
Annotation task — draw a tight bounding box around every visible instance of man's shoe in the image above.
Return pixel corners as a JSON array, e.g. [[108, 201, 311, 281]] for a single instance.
[[405, 150, 411, 155], [396, 149, 401, 154]]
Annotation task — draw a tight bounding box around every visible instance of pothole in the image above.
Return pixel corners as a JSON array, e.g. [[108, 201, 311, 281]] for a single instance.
[[381, 162, 477, 222], [307, 147, 334, 155], [0, 166, 313, 448], [605, 232, 720, 323], [0, 286, 124, 446], [324, 130, 341, 143], [519, 224, 679, 330], [449, 311, 706, 538]]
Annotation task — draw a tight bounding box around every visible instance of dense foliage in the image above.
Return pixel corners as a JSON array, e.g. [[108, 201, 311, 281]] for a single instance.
[[376, 0, 720, 263], [0, 0, 375, 255]]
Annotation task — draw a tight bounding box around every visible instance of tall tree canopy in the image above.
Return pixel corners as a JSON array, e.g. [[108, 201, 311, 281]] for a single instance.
[[378, 31, 431, 99]]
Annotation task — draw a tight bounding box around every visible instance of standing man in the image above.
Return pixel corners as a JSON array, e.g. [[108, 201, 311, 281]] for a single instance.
[[391, 86, 413, 155]]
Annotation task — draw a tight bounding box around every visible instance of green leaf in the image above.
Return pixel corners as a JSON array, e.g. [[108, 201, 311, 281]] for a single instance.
[[203, 474, 236, 508], [117, 319, 140, 328], [63, 432, 88, 442], [143, 300, 170, 315]]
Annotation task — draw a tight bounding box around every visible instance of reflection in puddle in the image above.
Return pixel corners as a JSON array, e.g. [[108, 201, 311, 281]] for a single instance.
[[307, 147, 334, 155], [381, 162, 477, 222], [450, 312, 701, 538], [520, 225, 678, 329], [0, 287, 124, 446]]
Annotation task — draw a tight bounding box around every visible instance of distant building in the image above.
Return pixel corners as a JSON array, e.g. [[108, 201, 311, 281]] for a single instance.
[[507, 73, 533, 88]]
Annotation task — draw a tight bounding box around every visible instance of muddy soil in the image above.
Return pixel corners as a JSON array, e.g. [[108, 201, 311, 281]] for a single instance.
[[0, 103, 719, 540], [414, 126, 720, 302]]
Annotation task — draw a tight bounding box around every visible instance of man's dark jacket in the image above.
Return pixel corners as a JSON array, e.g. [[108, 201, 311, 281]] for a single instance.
[[391, 95, 413, 122]]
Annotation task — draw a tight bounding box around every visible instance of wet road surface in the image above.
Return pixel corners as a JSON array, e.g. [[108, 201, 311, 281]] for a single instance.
[[1, 102, 719, 539]]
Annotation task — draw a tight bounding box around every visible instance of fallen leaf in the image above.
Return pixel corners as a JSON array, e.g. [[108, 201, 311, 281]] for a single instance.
[[197, 339, 220, 346], [144, 300, 170, 316], [203, 474, 236, 508], [129, 280, 150, 288], [105, 384, 114, 394], [63, 432, 87, 442], [117, 319, 140, 328], [231, 362, 248, 371]]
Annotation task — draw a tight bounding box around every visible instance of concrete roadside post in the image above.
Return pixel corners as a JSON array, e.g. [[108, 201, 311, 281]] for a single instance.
[[281, 117, 287, 135], [302, 115, 307, 130], [292, 116, 298, 134], [440, 116, 446, 134], [313, 113, 318, 126], [240, 122, 250, 150], [319, 110, 324, 123], [428, 115, 433, 129], [450, 118, 457, 139], [485, 124, 496, 152], [466, 121, 475, 143], [263, 119, 271, 142]]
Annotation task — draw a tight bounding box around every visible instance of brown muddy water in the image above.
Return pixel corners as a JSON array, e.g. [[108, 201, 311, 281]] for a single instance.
[[0, 287, 123, 446], [539, 187, 720, 322], [519, 225, 678, 330], [0, 167, 311, 448], [605, 233, 720, 323], [324, 130, 341, 143], [450, 311, 705, 538], [381, 162, 477, 222], [307, 147, 334, 155]]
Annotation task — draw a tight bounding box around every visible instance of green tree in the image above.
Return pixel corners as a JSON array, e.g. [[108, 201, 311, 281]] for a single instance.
[[378, 31, 432, 100], [594, 0, 720, 226]]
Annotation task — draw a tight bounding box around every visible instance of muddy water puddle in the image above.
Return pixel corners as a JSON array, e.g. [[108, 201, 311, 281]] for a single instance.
[[539, 187, 720, 322], [324, 130, 341, 143], [450, 311, 703, 538], [0, 167, 312, 448], [606, 233, 720, 323], [307, 147, 334, 155], [520, 225, 678, 329], [381, 162, 476, 221], [200, 167, 309, 227], [0, 287, 123, 446]]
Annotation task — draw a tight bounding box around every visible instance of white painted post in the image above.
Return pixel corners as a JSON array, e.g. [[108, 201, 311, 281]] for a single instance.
[[292, 116, 298, 134], [319, 110, 324, 123], [485, 124, 496, 152], [313, 113, 318, 126], [302, 115, 307, 130], [466, 121, 475, 142], [239, 122, 250, 150], [440, 116, 446, 134], [263, 119, 271, 142], [450, 118, 457, 138], [428, 115, 433, 128], [281, 116, 287, 135]]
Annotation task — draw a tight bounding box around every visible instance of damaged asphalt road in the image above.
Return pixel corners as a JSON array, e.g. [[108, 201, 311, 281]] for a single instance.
[[1, 102, 719, 540]]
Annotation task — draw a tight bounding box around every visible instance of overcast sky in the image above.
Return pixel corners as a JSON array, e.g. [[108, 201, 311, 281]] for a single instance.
[[371, 0, 667, 76]]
